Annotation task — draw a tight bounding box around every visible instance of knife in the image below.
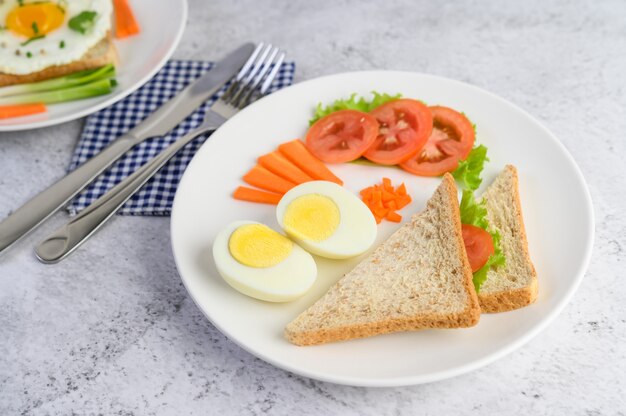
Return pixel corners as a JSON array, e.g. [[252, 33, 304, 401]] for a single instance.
[[0, 42, 256, 256]]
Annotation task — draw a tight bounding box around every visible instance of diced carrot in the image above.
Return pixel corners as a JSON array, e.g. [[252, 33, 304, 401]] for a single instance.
[[381, 189, 395, 202], [372, 190, 382, 204], [360, 187, 374, 198], [113, 0, 141, 38], [258, 151, 313, 184], [373, 207, 389, 218], [278, 140, 343, 185], [395, 194, 412, 209], [359, 178, 412, 224], [233, 186, 282, 205], [382, 177, 393, 191], [386, 211, 402, 223], [243, 165, 296, 194], [0, 103, 46, 119]]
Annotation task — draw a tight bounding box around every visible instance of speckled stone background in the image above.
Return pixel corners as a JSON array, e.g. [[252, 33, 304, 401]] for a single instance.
[[1, 0, 625, 414]]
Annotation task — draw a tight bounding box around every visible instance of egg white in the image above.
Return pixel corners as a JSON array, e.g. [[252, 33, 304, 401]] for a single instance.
[[212, 221, 318, 302], [0, 0, 113, 75], [276, 181, 378, 259]]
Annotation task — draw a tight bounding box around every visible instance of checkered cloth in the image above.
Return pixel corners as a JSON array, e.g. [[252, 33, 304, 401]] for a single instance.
[[67, 60, 296, 216]]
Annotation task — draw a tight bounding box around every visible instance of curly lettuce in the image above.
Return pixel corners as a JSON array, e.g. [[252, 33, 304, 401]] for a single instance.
[[309, 91, 402, 125], [453, 144, 489, 191]]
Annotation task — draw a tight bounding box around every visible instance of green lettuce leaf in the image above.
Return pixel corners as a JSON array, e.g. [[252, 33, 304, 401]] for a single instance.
[[452, 144, 489, 191], [459, 190, 506, 292], [309, 91, 402, 125]]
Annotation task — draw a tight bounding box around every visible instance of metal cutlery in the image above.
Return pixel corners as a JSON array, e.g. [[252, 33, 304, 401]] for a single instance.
[[0, 43, 256, 256], [35, 44, 286, 264]]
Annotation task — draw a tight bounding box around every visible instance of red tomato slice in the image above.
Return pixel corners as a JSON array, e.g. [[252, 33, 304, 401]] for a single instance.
[[363, 99, 433, 165], [461, 224, 495, 272], [399, 106, 475, 176], [305, 110, 379, 163]]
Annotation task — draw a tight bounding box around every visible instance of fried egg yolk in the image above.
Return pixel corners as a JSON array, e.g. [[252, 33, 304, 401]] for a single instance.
[[6, 2, 65, 38]]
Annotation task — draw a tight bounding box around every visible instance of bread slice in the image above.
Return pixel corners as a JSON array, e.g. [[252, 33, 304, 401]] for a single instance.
[[478, 165, 538, 312], [285, 174, 480, 346], [0, 33, 118, 88]]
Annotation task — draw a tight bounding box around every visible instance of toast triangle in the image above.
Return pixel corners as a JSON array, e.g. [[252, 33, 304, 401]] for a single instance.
[[285, 174, 480, 346], [478, 165, 538, 312]]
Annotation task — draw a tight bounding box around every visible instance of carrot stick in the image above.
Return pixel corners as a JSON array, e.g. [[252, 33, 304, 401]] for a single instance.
[[278, 140, 343, 185], [233, 186, 282, 204], [258, 151, 313, 184], [243, 165, 297, 194], [113, 0, 141, 38], [0, 103, 46, 119]]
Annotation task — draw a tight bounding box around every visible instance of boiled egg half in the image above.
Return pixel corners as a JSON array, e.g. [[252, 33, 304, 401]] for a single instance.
[[276, 181, 377, 259], [212, 221, 317, 302]]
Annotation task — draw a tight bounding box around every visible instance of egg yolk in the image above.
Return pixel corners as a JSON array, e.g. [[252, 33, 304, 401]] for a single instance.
[[6, 2, 65, 38], [228, 224, 293, 268], [283, 194, 340, 242]]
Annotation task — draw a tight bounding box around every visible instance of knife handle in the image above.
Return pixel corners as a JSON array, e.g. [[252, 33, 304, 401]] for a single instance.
[[0, 134, 138, 255], [34, 125, 216, 263]]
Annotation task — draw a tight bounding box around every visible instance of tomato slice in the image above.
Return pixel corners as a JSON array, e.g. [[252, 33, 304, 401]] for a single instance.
[[305, 110, 379, 163], [399, 106, 475, 176], [461, 224, 495, 272], [363, 99, 433, 165]]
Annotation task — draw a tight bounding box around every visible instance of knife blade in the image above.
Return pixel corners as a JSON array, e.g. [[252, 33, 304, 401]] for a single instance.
[[0, 42, 256, 256]]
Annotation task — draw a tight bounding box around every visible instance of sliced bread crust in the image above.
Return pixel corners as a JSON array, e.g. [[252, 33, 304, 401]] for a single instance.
[[285, 174, 480, 346], [478, 165, 538, 313], [0, 33, 118, 88]]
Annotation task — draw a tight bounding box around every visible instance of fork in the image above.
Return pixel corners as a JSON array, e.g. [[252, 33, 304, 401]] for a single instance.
[[34, 44, 286, 264]]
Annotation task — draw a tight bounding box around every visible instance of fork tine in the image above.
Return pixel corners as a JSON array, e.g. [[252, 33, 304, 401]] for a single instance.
[[221, 42, 264, 101], [234, 47, 279, 107], [227, 44, 274, 105], [219, 43, 285, 112], [260, 50, 285, 95]]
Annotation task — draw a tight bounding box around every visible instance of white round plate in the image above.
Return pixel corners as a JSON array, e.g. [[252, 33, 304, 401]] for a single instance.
[[171, 71, 594, 387], [0, 0, 187, 132]]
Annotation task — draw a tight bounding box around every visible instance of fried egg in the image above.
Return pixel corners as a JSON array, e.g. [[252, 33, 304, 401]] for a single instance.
[[213, 221, 317, 302], [0, 0, 112, 75], [276, 181, 377, 259]]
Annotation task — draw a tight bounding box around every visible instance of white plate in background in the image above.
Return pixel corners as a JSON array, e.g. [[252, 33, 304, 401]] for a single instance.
[[0, 0, 187, 132], [171, 71, 594, 386]]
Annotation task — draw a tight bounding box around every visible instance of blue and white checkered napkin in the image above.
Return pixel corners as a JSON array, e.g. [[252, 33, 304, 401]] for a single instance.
[[67, 59, 296, 216]]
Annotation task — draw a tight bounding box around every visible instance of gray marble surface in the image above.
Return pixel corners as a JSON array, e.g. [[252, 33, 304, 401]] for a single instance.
[[1, 0, 625, 414]]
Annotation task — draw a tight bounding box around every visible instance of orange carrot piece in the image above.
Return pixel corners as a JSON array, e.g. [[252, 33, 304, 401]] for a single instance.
[[395, 195, 412, 209], [113, 0, 141, 38], [233, 186, 282, 205], [258, 151, 313, 184], [387, 200, 398, 211], [381, 189, 396, 202], [372, 190, 382, 203], [243, 165, 296, 194], [382, 177, 393, 191], [373, 215, 383, 224], [278, 140, 343, 185], [360, 187, 374, 198], [373, 207, 389, 218], [386, 211, 402, 223], [0, 103, 46, 120], [396, 183, 407, 196]]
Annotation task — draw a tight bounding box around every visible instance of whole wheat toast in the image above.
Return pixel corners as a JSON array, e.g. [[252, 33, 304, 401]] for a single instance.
[[478, 165, 538, 312], [285, 174, 480, 346]]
